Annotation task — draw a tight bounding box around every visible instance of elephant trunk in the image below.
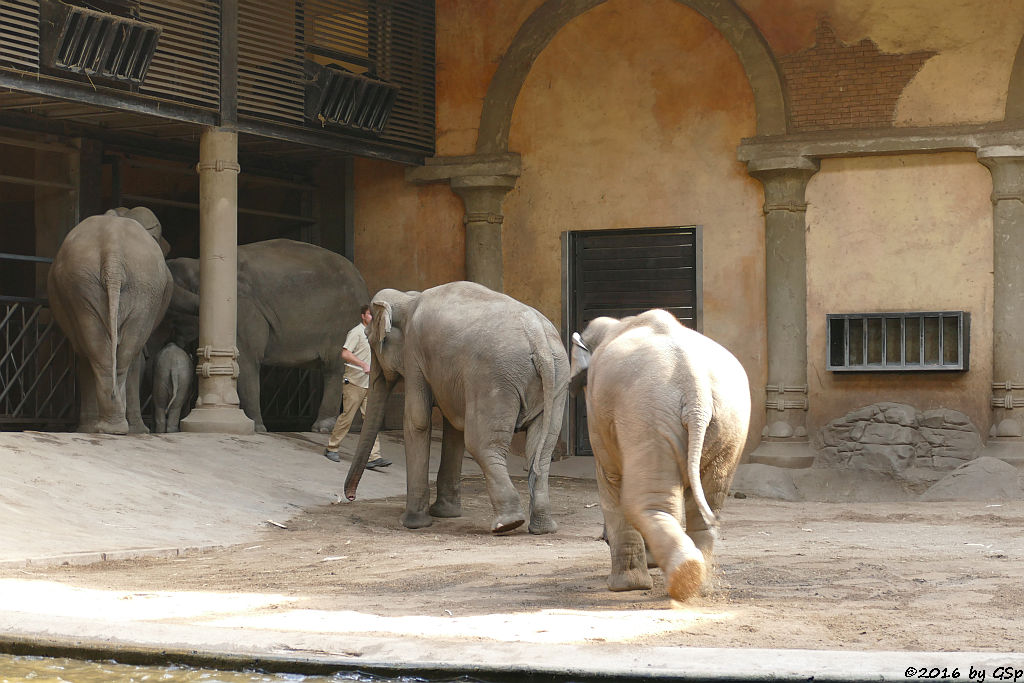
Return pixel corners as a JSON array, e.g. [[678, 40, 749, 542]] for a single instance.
[[343, 367, 394, 500]]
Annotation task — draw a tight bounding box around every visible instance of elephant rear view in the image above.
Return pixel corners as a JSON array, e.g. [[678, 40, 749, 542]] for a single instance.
[[48, 210, 173, 434], [569, 309, 750, 601], [344, 281, 570, 535]]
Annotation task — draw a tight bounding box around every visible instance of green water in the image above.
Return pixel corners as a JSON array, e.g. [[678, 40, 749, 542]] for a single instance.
[[0, 654, 433, 683]]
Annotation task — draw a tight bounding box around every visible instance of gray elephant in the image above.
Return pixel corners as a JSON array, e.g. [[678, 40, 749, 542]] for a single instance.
[[152, 341, 193, 433], [343, 281, 569, 535], [47, 207, 174, 434], [569, 309, 750, 601], [167, 239, 370, 432]]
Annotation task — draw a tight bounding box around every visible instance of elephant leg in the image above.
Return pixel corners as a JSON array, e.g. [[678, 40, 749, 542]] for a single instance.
[[464, 402, 525, 533], [523, 417, 556, 534], [314, 354, 345, 433], [236, 316, 268, 432], [75, 361, 101, 433], [620, 429, 705, 602], [125, 352, 149, 434], [72, 313, 129, 434], [401, 372, 434, 529], [430, 417, 464, 518], [592, 431, 651, 592]]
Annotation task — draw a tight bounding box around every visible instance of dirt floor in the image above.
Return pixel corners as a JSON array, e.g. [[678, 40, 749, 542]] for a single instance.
[[7, 472, 1023, 654]]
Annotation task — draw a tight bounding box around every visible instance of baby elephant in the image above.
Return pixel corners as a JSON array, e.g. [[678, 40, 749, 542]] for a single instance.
[[570, 309, 750, 601], [152, 342, 193, 433]]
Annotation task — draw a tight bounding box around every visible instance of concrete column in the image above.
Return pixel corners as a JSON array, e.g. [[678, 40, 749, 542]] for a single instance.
[[747, 156, 819, 468], [450, 174, 517, 291], [978, 146, 1024, 463], [180, 127, 254, 434], [405, 154, 521, 292]]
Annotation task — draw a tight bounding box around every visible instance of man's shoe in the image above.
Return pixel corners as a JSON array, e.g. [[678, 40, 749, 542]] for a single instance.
[[323, 449, 342, 463], [365, 457, 392, 470]]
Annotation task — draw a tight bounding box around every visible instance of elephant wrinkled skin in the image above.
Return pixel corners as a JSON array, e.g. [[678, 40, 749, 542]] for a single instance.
[[167, 239, 370, 432], [344, 281, 570, 535], [570, 310, 751, 601], [47, 208, 174, 434]]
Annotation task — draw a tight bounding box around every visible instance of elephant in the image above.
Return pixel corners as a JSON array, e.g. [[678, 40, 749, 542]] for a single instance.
[[47, 207, 175, 434], [569, 309, 750, 601], [167, 239, 370, 432], [152, 341, 193, 433], [343, 281, 570, 535]]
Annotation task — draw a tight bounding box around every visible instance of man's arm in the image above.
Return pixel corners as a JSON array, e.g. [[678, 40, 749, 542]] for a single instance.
[[341, 347, 370, 374]]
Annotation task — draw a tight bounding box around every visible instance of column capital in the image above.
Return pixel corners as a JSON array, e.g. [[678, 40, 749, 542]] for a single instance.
[[746, 156, 820, 214], [978, 146, 1024, 204]]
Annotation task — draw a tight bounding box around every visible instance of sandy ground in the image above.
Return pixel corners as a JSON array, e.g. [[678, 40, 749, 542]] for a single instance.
[[6, 469, 1024, 655], [3, 429, 1024, 681]]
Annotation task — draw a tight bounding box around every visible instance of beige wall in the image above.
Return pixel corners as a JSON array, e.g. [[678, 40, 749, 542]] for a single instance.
[[806, 153, 994, 433], [352, 158, 465, 295], [350, 0, 1022, 453], [502, 0, 766, 439]]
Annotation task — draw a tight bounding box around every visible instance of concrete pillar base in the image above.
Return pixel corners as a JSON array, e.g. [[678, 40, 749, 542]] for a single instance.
[[181, 406, 254, 435], [748, 440, 816, 469], [979, 438, 1024, 468]]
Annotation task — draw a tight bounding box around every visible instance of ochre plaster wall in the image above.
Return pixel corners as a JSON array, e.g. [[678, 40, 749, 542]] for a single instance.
[[351, 157, 465, 295], [740, 0, 1024, 125], [806, 153, 994, 434], [502, 0, 766, 440], [435, 0, 547, 156]]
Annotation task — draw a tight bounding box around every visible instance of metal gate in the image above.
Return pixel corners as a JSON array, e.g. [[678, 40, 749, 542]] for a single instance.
[[0, 255, 77, 429], [565, 226, 702, 456]]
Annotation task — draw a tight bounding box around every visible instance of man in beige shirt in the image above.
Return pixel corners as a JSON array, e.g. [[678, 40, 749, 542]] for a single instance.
[[323, 305, 390, 469]]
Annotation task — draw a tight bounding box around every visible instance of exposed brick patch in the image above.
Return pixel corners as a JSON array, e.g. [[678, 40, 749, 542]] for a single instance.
[[778, 19, 935, 132]]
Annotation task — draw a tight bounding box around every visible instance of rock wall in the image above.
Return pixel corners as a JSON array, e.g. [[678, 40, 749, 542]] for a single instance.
[[815, 402, 982, 472]]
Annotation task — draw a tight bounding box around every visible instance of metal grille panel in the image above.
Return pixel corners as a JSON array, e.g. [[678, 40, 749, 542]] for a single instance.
[[0, 0, 40, 71], [52, 5, 161, 83]]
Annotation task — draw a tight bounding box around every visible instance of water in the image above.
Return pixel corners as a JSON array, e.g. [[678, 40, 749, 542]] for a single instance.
[[0, 654, 465, 683]]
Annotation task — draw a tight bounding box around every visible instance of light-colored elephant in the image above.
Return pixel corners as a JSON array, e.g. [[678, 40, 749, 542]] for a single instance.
[[167, 239, 370, 432], [152, 341, 193, 433], [569, 309, 750, 601], [343, 281, 570, 535], [47, 208, 176, 434]]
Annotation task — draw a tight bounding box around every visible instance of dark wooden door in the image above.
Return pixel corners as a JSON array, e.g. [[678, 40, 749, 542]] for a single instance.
[[567, 226, 701, 456]]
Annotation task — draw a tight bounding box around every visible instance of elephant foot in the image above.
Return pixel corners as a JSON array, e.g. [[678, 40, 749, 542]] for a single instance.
[[400, 510, 434, 529], [255, 423, 268, 433], [128, 422, 150, 434], [528, 514, 558, 535], [310, 417, 335, 433], [95, 418, 130, 435], [608, 567, 653, 592], [666, 548, 708, 602], [429, 499, 462, 518], [491, 512, 525, 534]]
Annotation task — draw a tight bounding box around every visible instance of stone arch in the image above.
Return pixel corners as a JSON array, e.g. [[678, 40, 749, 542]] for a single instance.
[[1006, 34, 1024, 122], [474, 0, 788, 156]]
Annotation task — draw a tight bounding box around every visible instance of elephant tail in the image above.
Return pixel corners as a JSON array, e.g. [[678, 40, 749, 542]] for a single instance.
[[525, 312, 568, 480], [685, 411, 718, 532], [103, 263, 122, 400]]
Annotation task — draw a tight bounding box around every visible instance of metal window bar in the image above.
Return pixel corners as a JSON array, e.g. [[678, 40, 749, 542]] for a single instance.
[[827, 311, 969, 372]]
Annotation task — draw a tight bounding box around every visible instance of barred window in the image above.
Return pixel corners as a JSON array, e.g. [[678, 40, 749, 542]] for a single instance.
[[827, 312, 969, 372]]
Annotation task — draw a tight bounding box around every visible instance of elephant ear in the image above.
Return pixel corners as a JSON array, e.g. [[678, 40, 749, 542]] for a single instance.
[[370, 300, 393, 353], [568, 332, 591, 396]]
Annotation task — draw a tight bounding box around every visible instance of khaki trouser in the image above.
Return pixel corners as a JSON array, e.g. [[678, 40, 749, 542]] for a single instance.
[[327, 381, 381, 457]]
